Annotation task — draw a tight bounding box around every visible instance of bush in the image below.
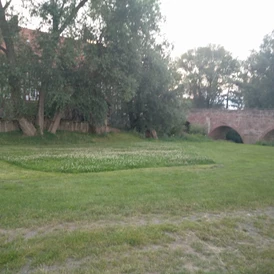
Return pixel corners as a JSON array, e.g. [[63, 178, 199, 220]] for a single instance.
[[160, 132, 211, 142], [256, 140, 274, 147], [189, 124, 207, 135]]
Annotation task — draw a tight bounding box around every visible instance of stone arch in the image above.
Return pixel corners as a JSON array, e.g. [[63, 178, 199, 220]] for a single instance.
[[260, 127, 274, 142], [209, 125, 244, 143]]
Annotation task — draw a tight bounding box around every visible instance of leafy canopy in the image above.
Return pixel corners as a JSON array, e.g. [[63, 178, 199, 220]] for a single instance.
[[178, 45, 241, 109]]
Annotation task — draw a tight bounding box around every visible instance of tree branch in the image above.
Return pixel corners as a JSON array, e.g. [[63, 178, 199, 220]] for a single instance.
[[60, 0, 67, 14], [0, 0, 16, 65], [58, 0, 88, 35], [0, 45, 7, 54], [4, 0, 12, 10], [0, 0, 12, 10]]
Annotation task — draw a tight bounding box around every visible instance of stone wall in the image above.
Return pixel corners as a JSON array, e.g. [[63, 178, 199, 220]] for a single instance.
[[58, 121, 120, 134], [0, 120, 19, 132], [58, 120, 90, 133], [0, 119, 120, 135]]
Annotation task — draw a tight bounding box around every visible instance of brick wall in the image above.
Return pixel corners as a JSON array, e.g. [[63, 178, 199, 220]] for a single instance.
[[187, 109, 274, 144]]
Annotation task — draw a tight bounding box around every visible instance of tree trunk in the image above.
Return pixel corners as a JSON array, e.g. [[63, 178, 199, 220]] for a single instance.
[[226, 90, 230, 109], [0, 2, 22, 116], [48, 111, 63, 134], [0, 2, 37, 136], [36, 90, 45, 135], [19, 117, 36, 136]]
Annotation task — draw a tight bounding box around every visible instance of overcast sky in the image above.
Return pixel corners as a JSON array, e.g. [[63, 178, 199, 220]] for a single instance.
[[9, 0, 274, 60], [160, 0, 274, 60]]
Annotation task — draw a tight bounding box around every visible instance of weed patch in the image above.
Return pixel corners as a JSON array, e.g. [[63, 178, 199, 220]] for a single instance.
[[0, 142, 214, 173]]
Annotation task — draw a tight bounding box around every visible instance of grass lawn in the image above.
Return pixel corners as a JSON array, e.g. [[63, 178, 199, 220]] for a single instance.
[[0, 132, 273, 273]]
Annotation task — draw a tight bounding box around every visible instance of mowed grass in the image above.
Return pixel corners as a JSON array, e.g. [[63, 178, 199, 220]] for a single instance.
[[0, 132, 274, 273]]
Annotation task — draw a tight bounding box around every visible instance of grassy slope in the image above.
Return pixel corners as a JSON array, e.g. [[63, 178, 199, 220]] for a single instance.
[[0, 132, 274, 273]]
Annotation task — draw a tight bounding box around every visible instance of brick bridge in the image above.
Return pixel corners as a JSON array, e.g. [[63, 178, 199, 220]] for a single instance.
[[187, 109, 274, 144]]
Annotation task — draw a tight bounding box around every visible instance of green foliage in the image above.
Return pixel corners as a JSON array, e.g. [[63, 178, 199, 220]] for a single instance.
[[242, 31, 274, 108], [256, 140, 274, 147], [189, 123, 207, 135], [159, 123, 210, 143], [0, 12, 39, 118], [1, 0, 185, 134], [80, 0, 184, 134], [161, 133, 211, 143], [178, 45, 242, 109], [123, 49, 185, 135]]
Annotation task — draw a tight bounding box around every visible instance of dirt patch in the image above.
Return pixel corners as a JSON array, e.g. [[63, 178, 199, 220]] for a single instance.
[[1, 207, 274, 242], [2, 207, 274, 274]]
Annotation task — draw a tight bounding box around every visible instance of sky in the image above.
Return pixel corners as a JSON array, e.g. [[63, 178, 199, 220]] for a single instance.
[[160, 0, 274, 60], [8, 0, 274, 61]]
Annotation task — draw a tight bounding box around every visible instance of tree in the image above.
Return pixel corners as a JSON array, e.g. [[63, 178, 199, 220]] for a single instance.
[[92, 0, 184, 135], [1, 0, 184, 136], [125, 48, 184, 135], [93, 0, 162, 102], [242, 31, 274, 108], [27, 0, 166, 133], [178, 45, 241, 109], [0, 0, 38, 135], [26, 0, 89, 134], [0, 0, 89, 135]]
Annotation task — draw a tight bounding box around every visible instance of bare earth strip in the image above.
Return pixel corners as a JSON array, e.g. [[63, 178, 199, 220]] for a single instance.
[[1, 207, 274, 241], [1, 207, 273, 274]]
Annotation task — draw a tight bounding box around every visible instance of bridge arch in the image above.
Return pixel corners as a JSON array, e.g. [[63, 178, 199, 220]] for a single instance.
[[187, 109, 274, 144], [260, 127, 274, 142], [209, 125, 244, 143]]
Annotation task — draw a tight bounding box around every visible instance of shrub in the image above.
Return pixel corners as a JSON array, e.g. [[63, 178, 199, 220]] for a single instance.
[[189, 124, 207, 135], [256, 140, 274, 147]]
